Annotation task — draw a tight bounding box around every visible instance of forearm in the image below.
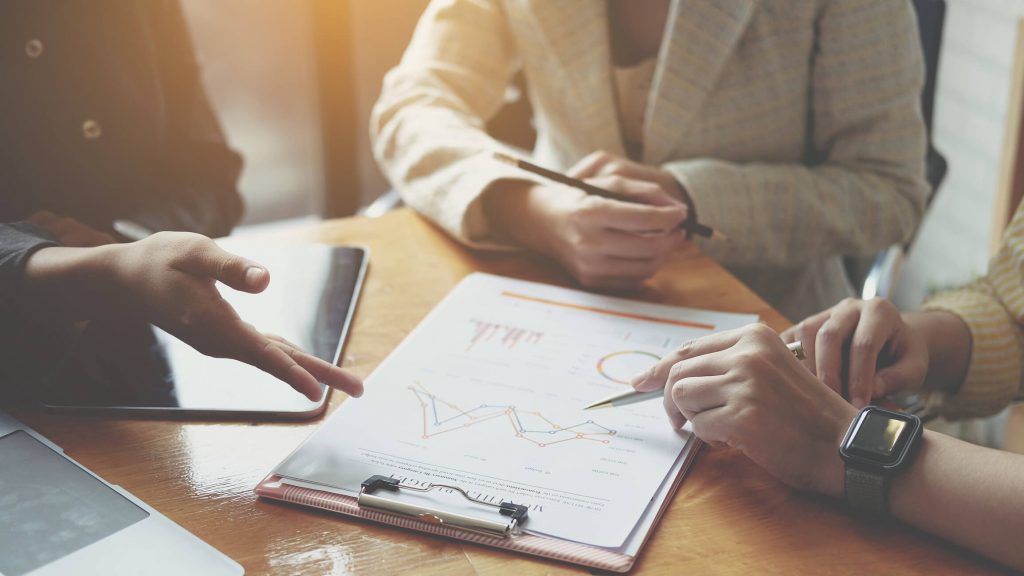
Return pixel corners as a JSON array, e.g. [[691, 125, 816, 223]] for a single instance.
[[21, 245, 124, 322], [890, 431, 1024, 570], [903, 310, 972, 396], [482, 181, 559, 253]]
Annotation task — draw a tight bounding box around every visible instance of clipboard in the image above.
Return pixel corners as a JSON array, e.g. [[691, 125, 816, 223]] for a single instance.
[[255, 273, 753, 571], [255, 439, 701, 573]]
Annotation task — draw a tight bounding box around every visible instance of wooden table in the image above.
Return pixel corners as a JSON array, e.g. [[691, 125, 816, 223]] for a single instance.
[[12, 209, 1005, 575]]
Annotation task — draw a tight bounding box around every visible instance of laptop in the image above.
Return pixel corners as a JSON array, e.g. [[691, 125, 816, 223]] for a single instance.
[[0, 411, 242, 576]]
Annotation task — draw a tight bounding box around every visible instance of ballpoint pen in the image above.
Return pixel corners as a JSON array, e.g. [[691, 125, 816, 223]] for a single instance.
[[583, 340, 805, 410], [492, 151, 727, 241]]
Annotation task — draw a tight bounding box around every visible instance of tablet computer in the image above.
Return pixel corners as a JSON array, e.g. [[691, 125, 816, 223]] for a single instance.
[[37, 240, 367, 419]]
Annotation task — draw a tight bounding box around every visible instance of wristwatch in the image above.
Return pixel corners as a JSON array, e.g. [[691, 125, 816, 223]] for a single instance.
[[839, 406, 923, 516]]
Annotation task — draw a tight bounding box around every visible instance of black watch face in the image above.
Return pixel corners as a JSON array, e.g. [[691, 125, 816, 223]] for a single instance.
[[846, 410, 911, 465]]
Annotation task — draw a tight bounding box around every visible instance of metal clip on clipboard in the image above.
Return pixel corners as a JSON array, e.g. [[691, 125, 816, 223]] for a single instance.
[[358, 475, 529, 538]]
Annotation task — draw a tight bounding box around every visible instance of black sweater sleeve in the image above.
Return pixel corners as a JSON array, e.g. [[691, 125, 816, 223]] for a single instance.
[[0, 222, 57, 314]]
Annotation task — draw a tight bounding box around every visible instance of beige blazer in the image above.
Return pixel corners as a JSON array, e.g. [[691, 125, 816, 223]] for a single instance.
[[371, 0, 928, 321]]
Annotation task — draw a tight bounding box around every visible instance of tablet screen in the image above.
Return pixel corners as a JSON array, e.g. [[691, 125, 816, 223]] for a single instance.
[[38, 241, 367, 418], [0, 431, 148, 576]]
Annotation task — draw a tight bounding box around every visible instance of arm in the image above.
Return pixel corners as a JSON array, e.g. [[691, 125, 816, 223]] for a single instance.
[[890, 430, 1024, 570], [0, 223, 58, 319], [370, 0, 541, 247], [15, 233, 363, 402], [781, 200, 1024, 414], [635, 325, 1024, 571], [665, 0, 929, 268], [130, 0, 243, 237], [921, 203, 1024, 418]]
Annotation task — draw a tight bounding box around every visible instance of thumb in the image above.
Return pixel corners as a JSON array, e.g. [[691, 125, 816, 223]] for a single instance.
[[176, 238, 269, 293]]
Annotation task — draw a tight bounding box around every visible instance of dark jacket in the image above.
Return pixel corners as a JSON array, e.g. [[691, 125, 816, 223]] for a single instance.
[[0, 1, 243, 398]]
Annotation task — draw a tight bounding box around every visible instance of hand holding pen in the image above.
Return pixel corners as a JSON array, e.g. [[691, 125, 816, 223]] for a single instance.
[[494, 151, 727, 241], [586, 328, 804, 413]]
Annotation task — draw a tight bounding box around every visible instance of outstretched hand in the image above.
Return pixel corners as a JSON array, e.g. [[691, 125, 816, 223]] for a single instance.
[[24, 231, 364, 401], [110, 232, 364, 401]]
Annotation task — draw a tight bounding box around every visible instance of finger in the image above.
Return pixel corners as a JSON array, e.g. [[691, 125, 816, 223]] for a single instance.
[[815, 306, 861, 398], [566, 150, 615, 180], [873, 335, 927, 398], [632, 328, 746, 392], [669, 375, 730, 414], [591, 164, 682, 207], [291, 350, 364, 397], [790, 310, 831, 374], [667, 349, 733, 384], [249, 334, 325, 402], [581, 196, 686, 232], [847, 305, 899, 408], [587, 175, 684, 209], [687, 406, 731, 445], [267, 337, 364, 398], [663, 377, 687, 429], [175, 238, 270, 293], [266, 334, 305, 351], [598, 228, 682, 260], [585, 175, 686, 213]]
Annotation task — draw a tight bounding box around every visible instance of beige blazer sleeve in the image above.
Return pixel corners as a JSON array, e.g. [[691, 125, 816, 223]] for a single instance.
[[664, 0, 928, 270], [370, 0, 537, 249], [922, 201, 1024, 419]]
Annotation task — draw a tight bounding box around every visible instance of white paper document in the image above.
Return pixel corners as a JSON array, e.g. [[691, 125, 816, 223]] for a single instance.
[[275, 273, 756, 548]]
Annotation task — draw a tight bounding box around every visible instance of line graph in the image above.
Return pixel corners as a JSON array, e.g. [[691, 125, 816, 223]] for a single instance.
[[409, 382, 616, 447]]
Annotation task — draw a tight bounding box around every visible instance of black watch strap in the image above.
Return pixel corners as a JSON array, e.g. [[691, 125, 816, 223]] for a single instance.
[[845, 466, 887, 515]]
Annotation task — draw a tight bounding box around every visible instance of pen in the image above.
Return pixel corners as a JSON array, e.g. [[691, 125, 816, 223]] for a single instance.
[[492, 151, 727, 241], [583, 340, 805, 410]]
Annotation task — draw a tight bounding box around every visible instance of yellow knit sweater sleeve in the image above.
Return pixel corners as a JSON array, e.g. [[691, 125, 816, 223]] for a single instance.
[[923, 203, 1024, 419]]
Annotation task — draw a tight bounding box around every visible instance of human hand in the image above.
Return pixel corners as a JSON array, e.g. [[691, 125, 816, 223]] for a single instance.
[[781, 298, 929, 408], [485, 153, 688, 290], [27, 210, 117, 247], [535, 181, 686, 290], [632, 324, 857, 498], [104, 232, 363, 401], [567, 151, 690, 206]]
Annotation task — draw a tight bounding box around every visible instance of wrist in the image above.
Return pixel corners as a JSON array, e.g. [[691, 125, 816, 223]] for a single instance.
[[904, 310, 970, 395], [22, 244, 127, 321], [822, 404, 859, 499], [482, 180, 575, 254]]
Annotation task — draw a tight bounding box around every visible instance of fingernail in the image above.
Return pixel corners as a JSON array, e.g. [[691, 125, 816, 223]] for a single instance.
[[245, 266, 267, 287]]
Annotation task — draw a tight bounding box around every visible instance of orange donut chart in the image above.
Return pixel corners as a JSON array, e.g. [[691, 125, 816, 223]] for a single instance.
[[596, 350, 661, 384]]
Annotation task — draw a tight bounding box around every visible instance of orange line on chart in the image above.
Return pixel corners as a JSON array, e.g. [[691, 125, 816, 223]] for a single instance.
[[500, 291, 716, 330]]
